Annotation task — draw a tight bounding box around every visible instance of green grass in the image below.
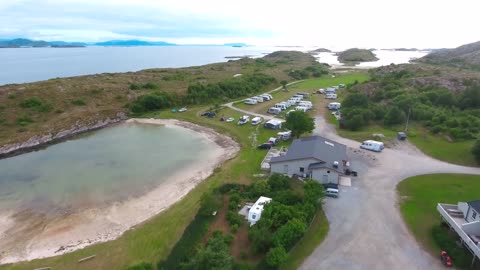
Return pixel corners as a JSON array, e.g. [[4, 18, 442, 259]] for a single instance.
[[280, 210, 329, 270], [397, 174, 480, 269]]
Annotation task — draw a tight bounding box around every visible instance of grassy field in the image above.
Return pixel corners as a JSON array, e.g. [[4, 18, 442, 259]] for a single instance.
[[0, 105, 312, 270], [0, 51, 315, 148], [397, 174, 480, 268]]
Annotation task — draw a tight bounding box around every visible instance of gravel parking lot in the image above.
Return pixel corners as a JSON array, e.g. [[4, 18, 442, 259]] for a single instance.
[[299, 116, 480, 270]]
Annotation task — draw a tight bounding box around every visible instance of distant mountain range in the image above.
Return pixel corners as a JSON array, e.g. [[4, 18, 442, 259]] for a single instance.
[[0, 38, 250, 48]]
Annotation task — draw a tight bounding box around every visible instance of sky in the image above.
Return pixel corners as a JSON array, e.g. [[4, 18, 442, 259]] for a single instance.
[[0, 0, 479, 49]]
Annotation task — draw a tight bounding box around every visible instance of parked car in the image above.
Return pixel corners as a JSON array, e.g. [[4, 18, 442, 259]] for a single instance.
[[178, 107, 187, 112], [201, 111, 216, 118], [251, 116, 263, 126], [325, 188, 339, 198], [257, 143, 273, 150], [238, 115, 250, 125], [226, 117, 234, 122]]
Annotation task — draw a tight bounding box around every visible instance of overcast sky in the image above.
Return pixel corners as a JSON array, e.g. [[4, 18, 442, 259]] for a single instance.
[[1, 0, 479, 49]]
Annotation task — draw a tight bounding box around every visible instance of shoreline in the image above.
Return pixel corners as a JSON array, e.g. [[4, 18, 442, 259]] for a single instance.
[[0, 118, 240, 264]]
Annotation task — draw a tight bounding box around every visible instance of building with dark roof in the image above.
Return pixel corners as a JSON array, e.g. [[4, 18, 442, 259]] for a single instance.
[[269, 136, 348, 184]]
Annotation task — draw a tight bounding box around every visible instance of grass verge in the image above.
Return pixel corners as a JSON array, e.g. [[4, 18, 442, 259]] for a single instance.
[[397, 174, 480, 269]]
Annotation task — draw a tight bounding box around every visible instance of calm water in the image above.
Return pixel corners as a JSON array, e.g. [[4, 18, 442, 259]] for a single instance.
[[314, 49, 429, 67], [0, 46, 276, 85], [0, 123, 214, 216]]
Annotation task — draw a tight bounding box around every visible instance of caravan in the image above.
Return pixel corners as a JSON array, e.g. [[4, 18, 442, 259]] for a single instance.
[[325, 93, 337, 99], [252, 96, 264, 103], [298, 101, 312, 109], [274, 103, 287, 110], [360, 140, 384, 152], [237, 115, 250, 125], [244, 98, 257, 105], [267, 107, 282, 115], [264, 119, 283, 129], [295, 106, 308, 112], [328, 102, 341, 110]]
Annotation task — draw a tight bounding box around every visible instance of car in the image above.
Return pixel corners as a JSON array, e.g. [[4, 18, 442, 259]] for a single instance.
[[323, 183, 339, 190], [226, 117, 234, 122], [325, 188, 339, 198], [178, 107, 187, 112], [257, 143, 273, 150], [201, 111, 216, 118]]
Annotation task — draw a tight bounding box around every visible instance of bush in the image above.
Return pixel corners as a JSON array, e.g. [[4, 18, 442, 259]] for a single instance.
[[227, 211, 243, 227], [71, 99, 86, 106], [472, 140, 480, 163], [266, 246, 288, 268], [19, 97, 43, 108], [16, 116, 33, 126], [344, 113, 365, 131], [384, 106, 405, 126], [131, 92, 174, 113], [267, 174, 290, 191], [126, 262, 153, 270], [198, 193, 221, 217]]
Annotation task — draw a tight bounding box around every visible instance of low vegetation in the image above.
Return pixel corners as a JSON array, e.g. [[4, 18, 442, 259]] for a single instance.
[[338, 64, 480, 165], [397, 174, 480, 269], [159, 174, 325, 270]]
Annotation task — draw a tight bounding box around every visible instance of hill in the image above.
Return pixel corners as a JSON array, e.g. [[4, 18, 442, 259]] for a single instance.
[[94, 40, 177, 46], [0, 38, 85, 48], [337, 48, 379, 64], [0, 51, 320, 154], [418, 40, 480, 70], [310, 48, 331, 53]]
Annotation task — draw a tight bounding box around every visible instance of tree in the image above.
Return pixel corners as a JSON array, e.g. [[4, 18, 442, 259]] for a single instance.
[[272, 218, 307, 250], [472, 139, 480, 164], [266, 246, 288, 268], [285, 111, 315, 138], [342, 92, 369, 108], [267, 173, 290, 191], [384, 106, 406, 126], [304, 180, 324, 206], [182, 232, 233, 270], [280, 80, 288, 91], [198, 193, 220, 217], [249, 225, 273, 253]]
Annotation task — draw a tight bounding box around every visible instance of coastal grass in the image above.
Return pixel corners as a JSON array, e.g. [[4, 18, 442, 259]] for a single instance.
[[0, 106, 288, 270], [280, 209, 329, 270], [397, 174, 480, 269]]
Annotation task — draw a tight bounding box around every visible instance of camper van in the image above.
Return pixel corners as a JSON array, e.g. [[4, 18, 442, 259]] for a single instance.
[[260, 94, 272, 101], [325, 93, 337, 99], [277, 130, 292, 140], [325, 88, 336, 94], [279, 101, 291, 108], [267, 107, 282, 115], [360, 140, 384, 152], [237, 115, 250, 125], [251, 116, 263, 126], [264, 119, 283, 129], [298, 101, 312, 109], [252, 96, 264, 103], [328, 102, 341, 110], [244, 98, 257, 105], [262, 93, 273, 100], [292, 94, 304, 100]]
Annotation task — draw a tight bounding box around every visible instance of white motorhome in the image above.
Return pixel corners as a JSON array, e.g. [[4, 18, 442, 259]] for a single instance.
[[279, 101, 291, 108], [252, 96, 264, 103], [292, 94, 304, 100], [237, 115, 250, 125], [298, 101, 312, 109], [251, 116, 263, 126], [274, 103, 287, 110], [244, 98, 257, 105], [267, 107, 282, 115], [328, 102, 341, 110], [325, 87, 336, 94], [260, 94, 272, 101], [360, 140, 384, 152], [325, 93, 337, 99], [264, 119, 283, 129], [277, 130, 292, 140]]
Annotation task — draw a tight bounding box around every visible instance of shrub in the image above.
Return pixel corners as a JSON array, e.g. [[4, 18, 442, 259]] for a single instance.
[[231, 224, 239, 233], [131, 92, 174, 113], [272, 218, 307, 250], [71, 99, 86, 106], [267, 173, 290, 191], [227, 211, 243, 227], [19, 97, 43, 108], [472, 140, 480, 163], [126, 262, 153, 270], [384, 106, 406, 126], [266, 246, 288, 268], [16, 116, 33, 126]]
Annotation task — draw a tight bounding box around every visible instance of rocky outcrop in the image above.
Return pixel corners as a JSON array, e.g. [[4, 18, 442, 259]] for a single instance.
[[0, 112, 128, 158]]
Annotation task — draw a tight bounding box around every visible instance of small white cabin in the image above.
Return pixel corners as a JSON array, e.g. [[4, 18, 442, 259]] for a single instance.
[[248, 196, 272, 226]]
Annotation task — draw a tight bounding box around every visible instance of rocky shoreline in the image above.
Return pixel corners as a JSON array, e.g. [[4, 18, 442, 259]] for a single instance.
[[0, 112, 128, 159]]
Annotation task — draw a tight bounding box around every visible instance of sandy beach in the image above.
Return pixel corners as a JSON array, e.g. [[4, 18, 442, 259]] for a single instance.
[[0, 118, 240, 264]]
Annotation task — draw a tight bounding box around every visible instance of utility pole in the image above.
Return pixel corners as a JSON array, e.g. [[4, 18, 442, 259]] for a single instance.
[[405, 107, 411, 131]]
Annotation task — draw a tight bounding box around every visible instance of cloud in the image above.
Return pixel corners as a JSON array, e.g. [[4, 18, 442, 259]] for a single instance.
[[0, 0, 479, 48]]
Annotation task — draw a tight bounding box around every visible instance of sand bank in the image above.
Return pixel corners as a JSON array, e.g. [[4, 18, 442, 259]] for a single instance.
[[0, 118, 239, 264]]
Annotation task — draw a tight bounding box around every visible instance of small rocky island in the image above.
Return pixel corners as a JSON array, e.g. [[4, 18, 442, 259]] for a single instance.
[[337, 48, 379, 64]]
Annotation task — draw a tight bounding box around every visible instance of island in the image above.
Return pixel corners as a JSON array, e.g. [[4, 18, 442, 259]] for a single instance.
[[337, 48, 379, 64]]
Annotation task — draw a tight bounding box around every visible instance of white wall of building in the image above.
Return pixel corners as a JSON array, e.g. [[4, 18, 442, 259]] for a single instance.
[[270, 158, 318, 177]]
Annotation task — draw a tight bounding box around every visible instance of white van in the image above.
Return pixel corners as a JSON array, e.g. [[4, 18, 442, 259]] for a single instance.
[[260, 94, 271, 101], [244, 98, 257, 105], [325, 93, 337, 99], [251, 116, 263, 126], [237, 115, 250, 125], [328, 102, 341, 110], [267, 107, 282, 115], [252, 96, 264, 103], [292, 94, 304, 100], [360, 140, 384, 152]]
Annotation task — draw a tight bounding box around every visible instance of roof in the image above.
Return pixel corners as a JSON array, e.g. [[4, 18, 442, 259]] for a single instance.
[[468, 200, 480, 213], [270, 136, 347, 171], [249, 196, 272, 214]]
